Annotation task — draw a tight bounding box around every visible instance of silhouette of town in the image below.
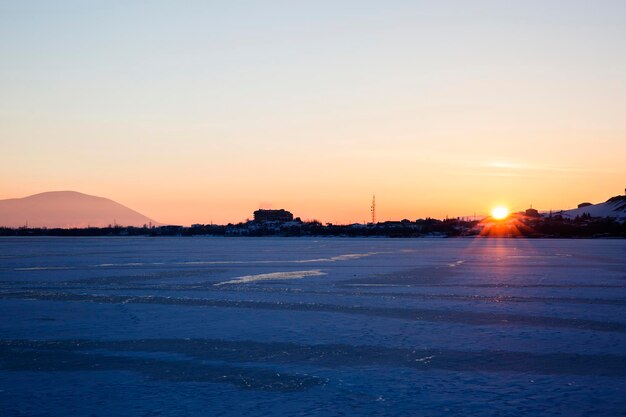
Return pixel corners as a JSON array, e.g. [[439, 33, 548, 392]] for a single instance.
[[2, 204, 625, 239], [2, 191, 625, 238]]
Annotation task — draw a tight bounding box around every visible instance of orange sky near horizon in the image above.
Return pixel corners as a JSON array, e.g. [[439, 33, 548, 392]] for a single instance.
[[1, 1, 625, 225]]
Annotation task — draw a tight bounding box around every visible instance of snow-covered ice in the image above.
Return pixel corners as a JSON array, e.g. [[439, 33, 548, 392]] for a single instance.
[[0, 237, 625, 416], [214, 270, 327, 286]]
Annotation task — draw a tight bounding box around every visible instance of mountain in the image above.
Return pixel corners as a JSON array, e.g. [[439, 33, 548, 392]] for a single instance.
[[0, 191, 159, 228], [560, 194, 626, 220]]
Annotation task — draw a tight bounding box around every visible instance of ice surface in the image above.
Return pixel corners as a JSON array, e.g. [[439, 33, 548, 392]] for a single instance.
[[214, 270, 326, 286], [0, 237, 625, 416]]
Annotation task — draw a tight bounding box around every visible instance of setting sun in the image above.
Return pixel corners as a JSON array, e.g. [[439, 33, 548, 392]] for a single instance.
[[491, 206, 510, 220]]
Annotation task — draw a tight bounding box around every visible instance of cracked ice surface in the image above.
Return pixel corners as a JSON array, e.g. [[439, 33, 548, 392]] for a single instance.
[[0, 237, 625, 416]]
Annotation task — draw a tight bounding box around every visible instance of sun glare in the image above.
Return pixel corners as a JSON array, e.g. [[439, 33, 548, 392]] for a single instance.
[[491, 206, 509, 220]]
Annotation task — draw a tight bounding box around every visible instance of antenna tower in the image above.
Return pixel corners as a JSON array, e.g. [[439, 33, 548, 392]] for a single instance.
[[370, 195, 376, 224]]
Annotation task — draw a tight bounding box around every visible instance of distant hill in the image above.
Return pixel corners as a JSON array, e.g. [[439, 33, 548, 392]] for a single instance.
[[560, 194, 626, 220], [0, 191, 159, 228]]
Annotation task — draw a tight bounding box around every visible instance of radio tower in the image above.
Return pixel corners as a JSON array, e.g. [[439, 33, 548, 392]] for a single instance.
[[370, 195, 376, 224]]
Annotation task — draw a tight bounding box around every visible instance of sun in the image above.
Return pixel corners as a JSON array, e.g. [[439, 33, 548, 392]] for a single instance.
[[491, 206, 509, 220]]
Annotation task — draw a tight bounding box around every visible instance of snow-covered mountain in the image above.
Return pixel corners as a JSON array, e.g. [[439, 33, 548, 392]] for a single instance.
[[560, 194, 626, 220], [0, 191, 159, 228]]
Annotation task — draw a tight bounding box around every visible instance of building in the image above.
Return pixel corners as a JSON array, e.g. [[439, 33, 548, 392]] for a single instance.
[[525, 207, 540, 217], [253, 209, 294, 223]]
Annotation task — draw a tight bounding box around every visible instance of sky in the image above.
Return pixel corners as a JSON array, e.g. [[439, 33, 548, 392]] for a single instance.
[[1, 0, 625, 225]]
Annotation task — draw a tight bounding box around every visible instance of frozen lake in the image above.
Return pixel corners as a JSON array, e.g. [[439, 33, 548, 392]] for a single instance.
[[1, 237, 625, 416]]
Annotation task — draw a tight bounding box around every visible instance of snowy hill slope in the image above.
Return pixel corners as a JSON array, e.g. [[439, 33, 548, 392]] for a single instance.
[[560, 195, 626, 220]]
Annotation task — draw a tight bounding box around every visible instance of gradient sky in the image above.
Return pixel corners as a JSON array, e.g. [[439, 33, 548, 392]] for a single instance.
[[1, 0, 625, 225]]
